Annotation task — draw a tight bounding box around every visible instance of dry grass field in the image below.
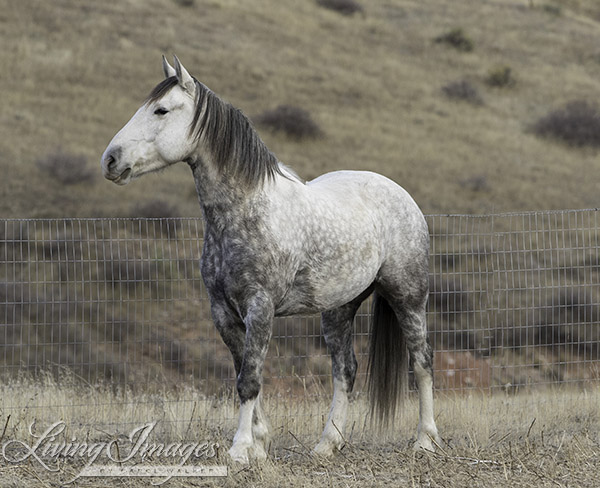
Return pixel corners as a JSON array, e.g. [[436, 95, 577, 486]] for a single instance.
[[2, 1, 600, 486], [0, 378, 598, 487], [2, 0, 600, 218]]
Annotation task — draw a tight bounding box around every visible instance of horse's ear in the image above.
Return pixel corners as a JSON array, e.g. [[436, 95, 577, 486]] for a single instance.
[[162, 55, 176, 78], [173, 55, 195, 94]]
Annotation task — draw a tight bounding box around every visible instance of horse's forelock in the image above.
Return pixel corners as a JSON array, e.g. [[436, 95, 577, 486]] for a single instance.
[[145, 76, 179, 105]]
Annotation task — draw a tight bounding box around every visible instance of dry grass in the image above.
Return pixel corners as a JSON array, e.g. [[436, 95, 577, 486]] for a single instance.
[[2, 3, 600, 483], [2, 0, 600, 217], [0, 376, 598, 487]]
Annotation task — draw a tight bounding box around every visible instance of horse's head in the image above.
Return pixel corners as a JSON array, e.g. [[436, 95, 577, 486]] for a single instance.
[[101, 56, 198, 185]]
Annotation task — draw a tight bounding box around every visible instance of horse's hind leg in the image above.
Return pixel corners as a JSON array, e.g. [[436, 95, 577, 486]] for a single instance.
[[313, 295, 365, 457], [378, 278, 440, 450], [401, 301, 440, 451], [376, 239, 440, 450]]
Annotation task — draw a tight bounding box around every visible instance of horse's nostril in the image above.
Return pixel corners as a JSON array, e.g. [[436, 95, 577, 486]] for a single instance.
[[105, 154, 116, 170]]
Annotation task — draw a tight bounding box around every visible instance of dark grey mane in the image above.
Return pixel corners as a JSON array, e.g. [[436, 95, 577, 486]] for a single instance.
[[146, 77, 284, 188]]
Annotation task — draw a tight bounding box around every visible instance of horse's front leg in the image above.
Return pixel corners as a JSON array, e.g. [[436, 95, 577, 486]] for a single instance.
[[314, 302, 361, 457], [210, 300, 271, 463], [228, 296, 274, 464]]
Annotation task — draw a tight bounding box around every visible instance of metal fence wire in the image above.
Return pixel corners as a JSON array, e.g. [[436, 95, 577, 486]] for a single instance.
[[0, 210, 599, 433]]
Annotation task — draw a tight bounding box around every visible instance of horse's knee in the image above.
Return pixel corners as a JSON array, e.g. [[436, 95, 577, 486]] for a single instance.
[[237, 375, 261, 403]]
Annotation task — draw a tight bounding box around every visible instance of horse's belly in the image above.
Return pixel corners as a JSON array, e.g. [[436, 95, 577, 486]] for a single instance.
[[275, 248, 380, 316]]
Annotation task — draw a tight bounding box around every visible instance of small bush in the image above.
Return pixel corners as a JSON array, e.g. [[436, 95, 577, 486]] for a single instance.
[[0, 222, 29, 262], [39, 228, 82, 262], [132, 199, 181, 237], [105, 259, 156, 290], [435, 28, 474, 52], [442, 80, 483, 105], [533, 100, 600, 148], [536, 288, 600, 358], [36, 149, 95, 185], [255, 105, 323, 140], [542, 4, 562, 16], [459, 175, 488, 191], [316, 0, 364, 16], [133, 199, 180, 219], [173, 0, 195, 6], [486, 66, 515, 88], [0, 281, 29, 324], [429, 278, 472, 319]]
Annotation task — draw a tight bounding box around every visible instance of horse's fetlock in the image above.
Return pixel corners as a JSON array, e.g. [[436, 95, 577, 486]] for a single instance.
[[237, 376, 261, 403]]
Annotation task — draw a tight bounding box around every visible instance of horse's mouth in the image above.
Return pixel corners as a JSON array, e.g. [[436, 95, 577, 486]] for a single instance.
[[110, 168, 132, 185]]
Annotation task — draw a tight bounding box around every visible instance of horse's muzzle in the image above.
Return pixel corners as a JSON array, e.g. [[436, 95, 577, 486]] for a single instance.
[[101, 148, 131, 185]]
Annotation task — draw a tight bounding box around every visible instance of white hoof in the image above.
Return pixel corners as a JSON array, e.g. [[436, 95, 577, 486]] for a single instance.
[[229, 442, 268, 463], [414, 431, 441, 452], [228, 444, 250, 464], [251, 442, 268, 461], [313, 438, 342, 457]]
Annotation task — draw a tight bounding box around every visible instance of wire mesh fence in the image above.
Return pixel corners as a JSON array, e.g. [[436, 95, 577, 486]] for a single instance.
[[1, 210, 599, 436]]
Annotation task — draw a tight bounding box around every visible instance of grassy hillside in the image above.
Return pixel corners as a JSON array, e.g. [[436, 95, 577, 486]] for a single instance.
[[2, 0, 600, 218]]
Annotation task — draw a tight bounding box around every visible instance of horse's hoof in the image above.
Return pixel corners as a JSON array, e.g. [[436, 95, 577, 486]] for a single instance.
[[251, 443, 268, 461], [413, 433, 440, 452], [312, 440, 338, 457], [413, 439, 434, 452], [229, 442, 268, 463], [228, 445, 250, 464]]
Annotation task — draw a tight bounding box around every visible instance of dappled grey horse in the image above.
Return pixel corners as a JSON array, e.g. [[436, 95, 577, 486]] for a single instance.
[[101, 56, 440, 463]]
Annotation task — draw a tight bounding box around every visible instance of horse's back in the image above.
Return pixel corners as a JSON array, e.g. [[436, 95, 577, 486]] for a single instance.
[[308, 170, 420, 206], [307, 170, 427, 237]]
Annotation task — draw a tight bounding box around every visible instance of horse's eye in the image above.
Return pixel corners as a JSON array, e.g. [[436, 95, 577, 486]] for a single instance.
[[154, 108, 169, 116]]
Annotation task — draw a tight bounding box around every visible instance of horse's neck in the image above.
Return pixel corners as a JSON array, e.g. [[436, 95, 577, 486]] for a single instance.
[[189, 159, 267, 233]]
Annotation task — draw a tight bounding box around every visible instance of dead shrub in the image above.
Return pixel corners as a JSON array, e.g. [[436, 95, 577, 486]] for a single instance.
[[435, 28, 474, 52], [0, 221, 30, 262], [429, 278, 472, 320], [255, 105, 322, 140], [36, 149, 95, 185], [104, 259, 157, 291], [485, 65, 515, 88], [316, 0, 364, 16], [40, 234, 82, 261], [442, 80, 483, 105], [435, 328, 477, 352], [133, 199, 180, 219], [131, 199, 181, 237], [533, 100, 600, 148], [0, 282, 29, 331], [459, 174, 489, 192], [536, 288, 600, 358], [542, 4, 562, 16]]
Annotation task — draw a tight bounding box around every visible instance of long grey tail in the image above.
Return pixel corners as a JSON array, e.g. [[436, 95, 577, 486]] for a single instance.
[[367, 292, 409, 427]]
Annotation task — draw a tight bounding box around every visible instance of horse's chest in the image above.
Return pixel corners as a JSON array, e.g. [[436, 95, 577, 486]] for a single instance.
[[200, 238, 287, 299]]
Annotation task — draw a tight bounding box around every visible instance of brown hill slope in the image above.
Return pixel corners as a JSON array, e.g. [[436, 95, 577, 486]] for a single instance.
[[2, 0, 600, 218]]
